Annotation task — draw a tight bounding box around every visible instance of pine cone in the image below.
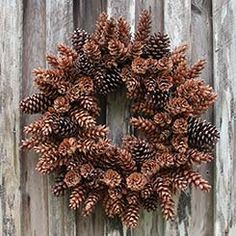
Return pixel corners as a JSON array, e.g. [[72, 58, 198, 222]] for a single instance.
[[64, 170, 81, 187], [142, 194, 158, 212], [69, 186, 86, 209], [72, 28, 89, 53], [143, 32, 170, 59], [58, 138, 78, 156], [130, 117, 156, 134], [82, 192, 101, 216], [20, 93, 53, 114], [102, 169, 121, 188], [188, 117, 220, 150], [52, 172, 67, 197], [121, 203, 140, 228], [126, 172, 147, 191]]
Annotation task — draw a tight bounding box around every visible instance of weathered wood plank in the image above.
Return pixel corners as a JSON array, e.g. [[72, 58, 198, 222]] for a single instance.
[[105, 1, 135, 235], [0, 0, 23, 235], [190, 1, 214, 235], [21, 1, 49, 235], [163, 1, 192, 235], [73, 1, 107, 236], [213, 0, 236, 235], [133, 2, 165, 235], [45, 1, 76, 236]]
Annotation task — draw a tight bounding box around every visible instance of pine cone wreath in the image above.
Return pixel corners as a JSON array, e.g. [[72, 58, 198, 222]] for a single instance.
[[21, 10, 219, 228]]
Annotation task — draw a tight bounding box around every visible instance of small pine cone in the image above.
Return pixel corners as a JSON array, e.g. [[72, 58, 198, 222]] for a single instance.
[[176, 79, 217, 116], [70, 109, 96, 128], [78, 95, 101, 116], [174, 153, 188, 166], [92, 12, 108, 44], [142, 194, 159, 212], [153, 177, 175, 220], [117, 149, 136, 172], [52, 172, 67, 197], [154, 112, 172, 127], [131, 57, 148, 74], [130, 117, 156, 134], [83, 40, 101, 61], [94, 69, 123, 95], [127, 138, 155, 164], [141, 159, 160, 178], [82, 192, 101, 216], [170, 44, 188, 65], [121, 203, 140, 228], [108, 186, 123, 200], [108, 39, 127, 59], [187, 117, 220, 150], [143, 32, 170, 59], [117, 16, 131, 46], [130, 41, 144, 58], [84, 125, 109, 139], [71, 28, 89, 53], [20, 93, 53, 114], [173, 118, 188, 134], [53, 117, 77, 137], [166, 97, 193, 116], [140, 183, 154, 199], [171, 170, 188, 191], [183, 169, 211, 192], [186, 149, 213, 165], [69, 186, 86, 209], [73, 52, 94, 76], [58, 137, 78, 156], [53, 96, 71, 113], [105, 197, 125, 217], [156, 57, 173, 72], [156, 75, 173, 92], [126, 172, 147, 191], [131, 101, 156, 116], [102, 169, 121, 188], [64, 170, 81, 187], [172, 135, 188, 153], [144, 78, 157, 92], [144, 89, 170, 110], [80, 163, 95, 178], [187, 59, 206, 79], [134, 9, 151, 43], [126, 77, 141, 99], [157, 153, 175, 168]]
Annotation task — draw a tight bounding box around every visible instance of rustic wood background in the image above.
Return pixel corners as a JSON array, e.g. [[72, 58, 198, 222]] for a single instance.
[[0, 0, 235, 235]]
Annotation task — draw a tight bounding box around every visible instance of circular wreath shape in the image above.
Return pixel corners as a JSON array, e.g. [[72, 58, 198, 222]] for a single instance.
[[21, 10, 220, 228]]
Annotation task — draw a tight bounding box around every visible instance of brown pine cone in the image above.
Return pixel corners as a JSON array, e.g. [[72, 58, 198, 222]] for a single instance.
[[141, 159, 160, 178], [142, 194, 159, 212], [131, 57, 148, 74], [102, 169, 121, 188], [83, 40, 101, 61], [166, 97, 193, 116], [58, 138, 78, 156], [172, 135, 188, 153], [80, 163, 95, 178], [69, 186, 86, 209], [130, 117, 156, 134], [154, 112, 172, 127], [64, 170, 81, 187], [82, 192, 101, 216], [173, 118, 188, 134], [187, 59, 206, 79], [126, 172, 147, 191], [156, 75, 173, 92], [121, 203, 140, 228], [117, 149, 136, 172]]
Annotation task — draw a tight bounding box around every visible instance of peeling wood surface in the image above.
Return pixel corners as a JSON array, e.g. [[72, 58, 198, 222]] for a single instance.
[[0, 0, 236, 235], [213, 0, 236, 235], [0, 1, 23, 236]]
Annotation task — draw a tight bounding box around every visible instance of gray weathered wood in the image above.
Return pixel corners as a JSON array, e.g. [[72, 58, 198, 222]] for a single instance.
[[21, 1, 49, 235], [0, 1, 23, 235], [163, 1, 192, 235], [46, 1, 76, 236], [213, 0, 236, 235], [190, 1, 214, 235]]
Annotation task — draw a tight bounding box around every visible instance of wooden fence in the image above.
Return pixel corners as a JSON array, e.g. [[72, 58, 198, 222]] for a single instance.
[[0, 0, 235, 235]]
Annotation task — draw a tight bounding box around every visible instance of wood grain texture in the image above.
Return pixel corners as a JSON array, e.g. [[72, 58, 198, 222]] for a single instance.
[[213, 0, 236, 235], [190, 1, 214, 235], [163, 1, 192, 235], [0, 1, 23, 235], [21, 1, 48, 236], [45, 1, 75, 236]]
